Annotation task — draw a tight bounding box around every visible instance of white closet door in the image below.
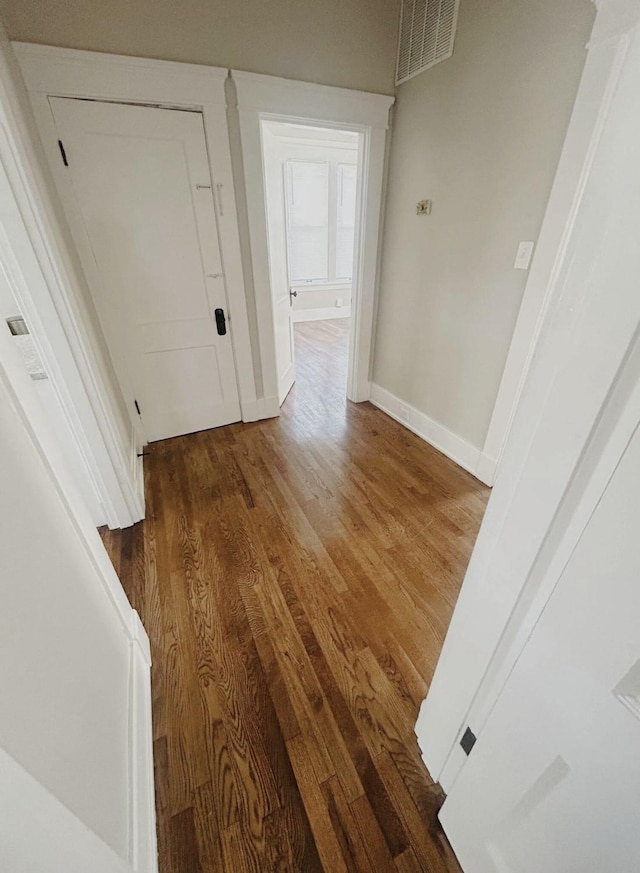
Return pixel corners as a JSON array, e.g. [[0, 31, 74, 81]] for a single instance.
[[440, 423, 640, 872], [49, 97, 241, 442]]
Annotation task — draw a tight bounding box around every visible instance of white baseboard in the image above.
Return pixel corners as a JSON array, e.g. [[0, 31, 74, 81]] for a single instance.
[[292, 306, 351, 323], [369, 383, 497, 486], [475, 452, 498, 486], [240, 394, 280, 422], [348, 379, 372, 404], [129, 611, 158, 873]]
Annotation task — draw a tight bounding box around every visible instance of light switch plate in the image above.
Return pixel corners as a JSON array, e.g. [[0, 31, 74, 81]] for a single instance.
[[514, 241, 535, 270]]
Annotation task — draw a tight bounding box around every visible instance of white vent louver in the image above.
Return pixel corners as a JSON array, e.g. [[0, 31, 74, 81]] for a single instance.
[[396, 0, 460, 86]]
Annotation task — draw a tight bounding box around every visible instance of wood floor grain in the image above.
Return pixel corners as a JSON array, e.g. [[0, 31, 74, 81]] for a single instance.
[[101, 318, 489, 872]]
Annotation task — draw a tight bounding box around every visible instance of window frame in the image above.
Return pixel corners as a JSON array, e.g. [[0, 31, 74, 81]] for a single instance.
[[283, 151, 358, 288]]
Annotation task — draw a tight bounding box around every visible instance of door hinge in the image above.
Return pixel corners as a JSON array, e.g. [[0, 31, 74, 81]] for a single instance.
[[134, 399, 141, 416], [460, 726, 477, 756], [58, 139, 69, 167]]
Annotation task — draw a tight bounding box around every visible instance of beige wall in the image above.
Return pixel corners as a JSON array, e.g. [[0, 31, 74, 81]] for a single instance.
[[373, 0, 595, 451], [0, 0, 400, 94]]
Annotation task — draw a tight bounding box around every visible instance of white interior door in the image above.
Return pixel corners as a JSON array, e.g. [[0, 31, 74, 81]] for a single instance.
[[49, 97, 241, 442], [440, 421, 640, 872], [262, 125, 296, 405], [261, 125, 358, 406]]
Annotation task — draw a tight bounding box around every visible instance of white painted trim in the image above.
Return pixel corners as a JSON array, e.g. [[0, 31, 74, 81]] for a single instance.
[[291, 306, 351, 322], [370, 383, 496, 485], [480, 11, 632, 483], [278, 360, 296, 405], [291, 282, 352, 292], [13, 42, 259, 429], [348, 126, 389, 403], [591, 0, 640, 42], [474, 452, 499, 487], [128, 612, 157, 873], [239, 394, 280, 422], [232, 70, 393, 407], [14, 41, 228, 104], [231, 70, 393, 129]]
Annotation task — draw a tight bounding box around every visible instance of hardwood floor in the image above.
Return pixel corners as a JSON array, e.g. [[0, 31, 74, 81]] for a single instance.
[[101, 318, 489, 872]]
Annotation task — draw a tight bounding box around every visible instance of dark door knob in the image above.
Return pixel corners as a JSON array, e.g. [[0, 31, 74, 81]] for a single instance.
[[215, 308, 227, 336]]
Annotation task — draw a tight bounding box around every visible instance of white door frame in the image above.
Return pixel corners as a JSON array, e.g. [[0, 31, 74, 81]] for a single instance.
[[232, 71, 393, 409], [417, 0, 640, 795], [14, 42, 261, 428], [0, 32, 144, 529]]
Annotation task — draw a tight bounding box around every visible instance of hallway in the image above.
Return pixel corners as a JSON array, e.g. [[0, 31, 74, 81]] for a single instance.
[[101, 320, 489, 872]]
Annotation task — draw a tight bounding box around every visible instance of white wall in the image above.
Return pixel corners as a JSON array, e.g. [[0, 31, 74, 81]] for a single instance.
[[373, 0, 595, 453], [0, 0, 399, 95], [0, 335, 135, 859]]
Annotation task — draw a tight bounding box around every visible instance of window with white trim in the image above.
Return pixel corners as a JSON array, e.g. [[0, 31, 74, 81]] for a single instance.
[[285, 159, 357, 285]]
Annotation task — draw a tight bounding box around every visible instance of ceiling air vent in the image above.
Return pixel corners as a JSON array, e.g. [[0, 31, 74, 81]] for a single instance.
[[396, 0, 460, 86]]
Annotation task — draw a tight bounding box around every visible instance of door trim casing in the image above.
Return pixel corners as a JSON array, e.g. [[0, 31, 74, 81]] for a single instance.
[[232, 70, 394, 406], [14, 42, 259, 427]]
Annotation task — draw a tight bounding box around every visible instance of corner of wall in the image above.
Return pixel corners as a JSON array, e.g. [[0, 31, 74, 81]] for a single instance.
[[369, 382, 496, 485]]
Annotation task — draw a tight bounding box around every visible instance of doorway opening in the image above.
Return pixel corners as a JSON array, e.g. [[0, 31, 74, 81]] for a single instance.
[[261, 120, 360, 407]]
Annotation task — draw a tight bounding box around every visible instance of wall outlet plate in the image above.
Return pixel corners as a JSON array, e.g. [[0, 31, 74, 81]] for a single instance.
[[514, 241, 535, 270]]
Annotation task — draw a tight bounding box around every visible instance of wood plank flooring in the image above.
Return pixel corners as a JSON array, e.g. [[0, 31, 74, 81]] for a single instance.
[[101, 318, 489, 872]]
